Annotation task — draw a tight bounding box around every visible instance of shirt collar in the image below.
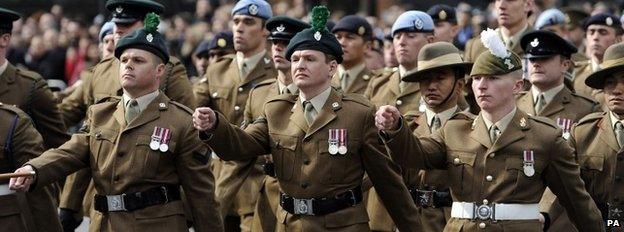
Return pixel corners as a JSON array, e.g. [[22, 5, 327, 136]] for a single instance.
[[0, 60, 9, 77], [277, 80, 298, 94], [123, 90, 160, 113], [425, 105, 458, 127], [610, 111, 623, 130], [338, 62, 366, 79], [482, 107, 517, 134], [531, 84, 564, 105], [398, 64, 418, 78], [498, 24, 528, 48], [300, 87, 332, 112], [591, 59, 601, 72], [236, 50, 266, 75]]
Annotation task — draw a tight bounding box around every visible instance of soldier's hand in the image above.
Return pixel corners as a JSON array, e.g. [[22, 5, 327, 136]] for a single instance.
[[375, 105, 401, 131], [9, 165, 35, 191], [193, 107, 217, 131]]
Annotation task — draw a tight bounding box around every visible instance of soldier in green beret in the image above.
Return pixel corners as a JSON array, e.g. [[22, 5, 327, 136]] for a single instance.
[[375, 29, 605, 231]]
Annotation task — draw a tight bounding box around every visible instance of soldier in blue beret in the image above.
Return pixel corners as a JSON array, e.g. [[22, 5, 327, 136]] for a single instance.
[[427, 4, 459, 43], [99, 21, 116, 59], [534, 9, 566, 37], [331, 15, 375, 94]]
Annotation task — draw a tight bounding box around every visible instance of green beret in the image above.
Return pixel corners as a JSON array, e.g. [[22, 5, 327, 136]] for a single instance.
[[470, 29, 522, 77], [585, 43, 624, 89], [285, 6, 343, 63], [115, 13, 169, 63]]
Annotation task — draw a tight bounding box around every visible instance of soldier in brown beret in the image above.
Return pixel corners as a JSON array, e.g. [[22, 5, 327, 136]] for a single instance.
[[375, 29, 605, 231]]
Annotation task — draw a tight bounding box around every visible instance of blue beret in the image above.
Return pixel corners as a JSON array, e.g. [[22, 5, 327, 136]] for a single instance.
[[231, 0, 272, 20], [534, 9, 565, 30], [391, 11, 434, 37], [99, 21, 115, 42]]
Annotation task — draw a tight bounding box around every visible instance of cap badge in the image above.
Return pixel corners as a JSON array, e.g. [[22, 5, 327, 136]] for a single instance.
[[606, 17, 614, 26], [504, 58, 515, 69], [248, 4, 259, 15], [530, 38, 539, 47], [217, 38, 227, 47], [116, 6, 123, 13], [314, 31, 322, 41], [439, 10, 447, 20], [277, 24, 285, 32], [146, 33, 154, 42], [520, 117, 527, 127], [414, 18, 424, 30], [357, 26, 365, 36]]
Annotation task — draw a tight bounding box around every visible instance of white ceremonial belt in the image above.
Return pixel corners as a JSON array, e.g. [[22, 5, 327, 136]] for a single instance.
[[451, 202, 540, 220], [0, 184, 16, 196]]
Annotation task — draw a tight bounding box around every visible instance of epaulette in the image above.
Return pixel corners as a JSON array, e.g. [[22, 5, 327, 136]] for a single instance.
[[95, 96, 122, 104], [0, 102, 25, 116], [266, 93, 296, 103], [16, 68, 42, 82], [252, 78, 276, 89], [376, 67, 398, 77], [576, 112, 606, 126], [449, 111, 476, 121], [342, 93, 371, 107], [530, 115, 558, 129], [570, 92, 599, 105], [574, 60, 591, 68], [169, 101, 194, 115], [404, 111, 423, 122]]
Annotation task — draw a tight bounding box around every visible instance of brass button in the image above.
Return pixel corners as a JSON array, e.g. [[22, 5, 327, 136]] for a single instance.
[[212, 92, 218, 97], [95, 132, 102, 138], [479, 222, 486, 229], [238, 87, 244, 92], [488, 153, 495, 158], [234, 106, 241, 111], [396, 100, 403, 106], [453, 158, 460, 165], [301, 182, 309, 188], [486, 175, 493, 181]]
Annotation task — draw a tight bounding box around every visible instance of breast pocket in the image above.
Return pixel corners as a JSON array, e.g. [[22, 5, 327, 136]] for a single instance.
[[447, 151, 476, 196], [90, 129, 118, 170], [579, 154, 605, 196], [270, 135, 298, 181], [209, 86, 232, 112], [318, 139, 361, 184], [134, 135, 177, 179], [505, 157, 545, 193]]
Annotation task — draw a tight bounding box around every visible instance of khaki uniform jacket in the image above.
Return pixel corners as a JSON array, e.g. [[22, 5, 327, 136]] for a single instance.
[[573, 61, 605, 105], [331, 67, 374, 95], [516, 87, 600, 121], [365, 68, 421, 112], [385, 110, 604, 232], [572, 112, 624, 219], [27, 93, 223, 232], [0, 104, 62, 232], [0, 62, 69, 149], [463, 27, 532, 62], [203, 88, 420, 232]]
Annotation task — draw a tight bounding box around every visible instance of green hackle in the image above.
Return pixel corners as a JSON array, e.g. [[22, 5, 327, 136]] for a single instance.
[[310, 5, 330, 32], [143, 12, 160, 33]]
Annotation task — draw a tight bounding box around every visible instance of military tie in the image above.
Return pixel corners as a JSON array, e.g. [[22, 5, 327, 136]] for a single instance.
[[340, 73, 349, 91], [281, 87, 290, 95], [303, 101, 316, 126], [431, 115, 441, 132], [489, 125, 500, 144], [535, 93, 546, 114], [125, 99, 139, 124], [616, 122, 624, 148]]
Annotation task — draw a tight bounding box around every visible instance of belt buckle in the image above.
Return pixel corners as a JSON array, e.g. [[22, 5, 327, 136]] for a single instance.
[[106, 194, 127, 212], [346, 189, 357, 206], [293, 198, 314, 215], [474, 203, 494, 221], [419, 190, 434, 208]]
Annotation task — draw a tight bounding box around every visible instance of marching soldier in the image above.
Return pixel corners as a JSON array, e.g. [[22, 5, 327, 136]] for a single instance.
[[375, 30, 605, 231], [427, 4, 460, 44], [193, 0, 277, 230], [331, 15, 375, 95], [573, 13, 622, 105], [9, 17, 223, 231], [562, 8, 589, 56], [193, 6, 420, 231], [0, 103, 62, 232], [574, 43, 624, 231], [374, 41, 471, 231], [192, 31, 235, 84]]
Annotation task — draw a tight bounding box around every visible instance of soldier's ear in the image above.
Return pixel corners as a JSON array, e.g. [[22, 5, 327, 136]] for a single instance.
[[0, 33, 10, 49], [155, 63, 166, 79]]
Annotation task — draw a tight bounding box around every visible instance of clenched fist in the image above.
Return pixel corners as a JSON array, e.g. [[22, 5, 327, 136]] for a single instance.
[[9, 165, 36, 192], [375, 105, 401, 131], [193, 107, 217, 132]]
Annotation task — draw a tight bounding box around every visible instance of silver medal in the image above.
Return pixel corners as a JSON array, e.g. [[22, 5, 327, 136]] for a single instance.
[[328, 144, 338, 155], [159, 143, 169, 152], [150, 140, 160, 150], [338, 146, 347, 155]]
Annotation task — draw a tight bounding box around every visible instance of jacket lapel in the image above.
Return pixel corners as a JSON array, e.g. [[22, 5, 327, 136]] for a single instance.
[[124, 93, 166, 132], [289, 100, 309, 133], [598, 114, 620, 153], [414, 112, 431, 136], [539, 88, 570, 117], [470, 115, 493, 149], [113, 100, 126, 128], [240, 53, 274, 86], [305, 89, 339, 139], [517, 92, 536, 115], [348, 68, 371, 94], [489, 110, 528, 154], [0, 63, 17, 97], [388, 72, 402, 96]]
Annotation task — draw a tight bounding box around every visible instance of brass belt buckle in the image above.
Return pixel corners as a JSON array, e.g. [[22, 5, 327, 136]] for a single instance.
[[106, 194, 127, 212], [293, 198, 314, 215]]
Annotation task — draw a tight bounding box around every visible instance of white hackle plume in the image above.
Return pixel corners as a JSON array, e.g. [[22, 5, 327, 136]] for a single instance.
[[480, 28, 510, 59]]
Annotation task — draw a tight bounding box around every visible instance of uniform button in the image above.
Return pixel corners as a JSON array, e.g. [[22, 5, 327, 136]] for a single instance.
[[238, 87, 244, 92], [95, 132, 102, 139], [488, 153, 495, 158], [212, 92, 218, 97], [453, 158, 460, 165], [482, 199, 489, 205], [114, 175, 120, 181], [479, 222, 486, 229], [486, 175, 493, 182], [118, 152, 125, 157], [234, 106, 241, 111], [396, 100, 403, 106], [301, 182, 309, 188], [303, 159, 310, 165]]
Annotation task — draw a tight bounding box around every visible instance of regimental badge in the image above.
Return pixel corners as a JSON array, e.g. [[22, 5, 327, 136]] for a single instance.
[[523, 150, 535, 177], [439, 10, 447, 20], [248, 4, 259, 15], [504, 58, 515, 69], [328, 129, 339, 155], [217, 38, 226, 47], [530, 38, 539, 47], [357, 26, 365, 36], [414, 19, 424, 30], [264, 57, 271, 64], [314, 31, 322, 41], [606, 17, 614, 26], [116, 6, 123, 13], [146, 33, 154, 42], [556, 118, 572, 140], [520, 117, 527, 128], [159, 128, 171, 152], [150, 127, 163, 151], [362, 74, 370, 81], [277, 24, 285, 32]]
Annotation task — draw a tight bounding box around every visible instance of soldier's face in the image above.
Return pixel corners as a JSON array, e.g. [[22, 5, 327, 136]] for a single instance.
[[232, 15, 267, 53], [586, 25, 620, 61], [271, 40, 290, 70], [101, 34, 115, 59], [495, 0, 530, 28], [114, 21, 142, 45], [472, 73, 524, 111], [528, 55, 568, 89], [384, 40, 398, 67], [393, 32, 430, 68], [603, 74, 624, 114], [195, 55, 210, 76], [420, 68, 462, 108], [119, 48, 165, 97], [433, 22, 459, 43], [291, 50, 337, 91], [335, 31, 369, 66]]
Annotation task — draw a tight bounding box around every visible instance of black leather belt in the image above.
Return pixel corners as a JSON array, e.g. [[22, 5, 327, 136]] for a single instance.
[[280, 187, 362, 216], [94, 185, 181, 213], [409, 187, 452, 208]]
